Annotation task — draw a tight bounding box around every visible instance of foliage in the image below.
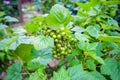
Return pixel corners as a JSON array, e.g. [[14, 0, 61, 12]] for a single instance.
[[0, 0, 120, 80], [33, 0, 87, 13]]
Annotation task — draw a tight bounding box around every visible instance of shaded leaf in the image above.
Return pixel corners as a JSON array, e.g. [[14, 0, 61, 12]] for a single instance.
[[29, 69, 46, 80], [68, 64, 106, 80], [86, 59, 96, 70], [101, 58, 120, 80], [51, 68, 70, 80], [5, 62, 22, 80]]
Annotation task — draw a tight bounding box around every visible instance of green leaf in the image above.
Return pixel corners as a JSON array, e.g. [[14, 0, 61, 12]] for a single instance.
[[27, 48, 52, 69], [14, 44, 33, 62], [86, 59, 96, 70], [85, 51, 105, 64], [102, 1, 120, 5], [101, 58, 120, 80], [0, 12, 5, 17], [51, 68, 70, 80], [29, 69, 46, 80], [31, 48, 52, 58], [25, 23, 39, 33], [75, 33, 89, 41], [9, 36, 34, 50], [68, 64, 106, 80], [5, 62, 22, 80], [50, 4, 70, 24], [25, 16, 44, 33], [27, 61, 45, 70], [0, 52, 5, 61], [12, 27, 27, 35], [98, 35, 120, 43], [78, 41, 89, 50], [0, 24, 8, 30], [101, 42, 120, 55], [4, 16, 19, 22], [76, 2, 91, 11], [68, 64, 84, 77], [0, 37, 17, 50], [71, 26, 85, 33], [32, 35, 54, 50], [31, 55, 51, 66], [86, 25, 100, 38], [0, 36, 34, 50], [88, 8, 97, 16], [46, 4, 71, 29], [90, 0, 99, 8], [78, 41, 98, 51], [87, 42, 98, 51], [76, 0, 99, 12], [67, 49, 81, 62]]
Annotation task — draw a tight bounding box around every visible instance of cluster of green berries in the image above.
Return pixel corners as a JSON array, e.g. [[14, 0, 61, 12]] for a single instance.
[[42, 27, 78, 58]]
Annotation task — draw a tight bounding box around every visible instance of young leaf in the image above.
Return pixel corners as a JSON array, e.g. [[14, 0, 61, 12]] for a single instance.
[[5, 62, 22, 80]]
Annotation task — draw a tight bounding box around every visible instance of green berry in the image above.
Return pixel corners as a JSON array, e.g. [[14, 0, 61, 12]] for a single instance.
[[57, 44, 61, 47], [54, 55, 57, 58], [55, 39, 58, 42], [57, 35, 61, 39], [61, 32, 66, 36], [52, 35, 56, 38]]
